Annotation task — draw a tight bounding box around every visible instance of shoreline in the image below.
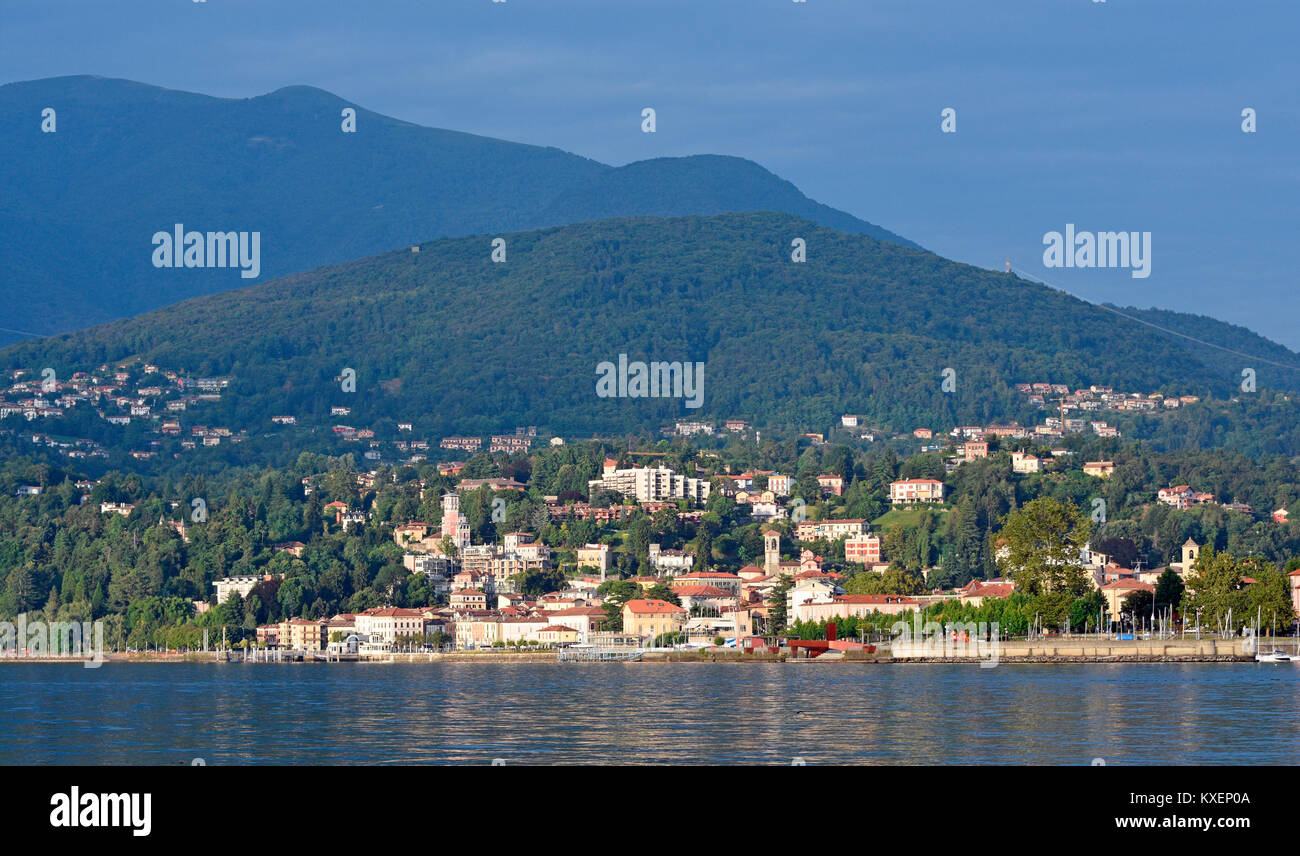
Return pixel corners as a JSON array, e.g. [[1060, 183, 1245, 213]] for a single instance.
[[0, 651, 1272, 666]]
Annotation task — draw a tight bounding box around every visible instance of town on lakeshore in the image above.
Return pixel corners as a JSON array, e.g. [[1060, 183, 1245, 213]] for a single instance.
[[2, 360, 1296, 664]]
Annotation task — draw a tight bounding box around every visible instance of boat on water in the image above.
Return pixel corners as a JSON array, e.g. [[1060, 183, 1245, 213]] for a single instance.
[[1254, 649, 1299, 662]]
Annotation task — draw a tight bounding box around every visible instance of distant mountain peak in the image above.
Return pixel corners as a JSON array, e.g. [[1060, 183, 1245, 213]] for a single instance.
[[0, 75, 918, 345]]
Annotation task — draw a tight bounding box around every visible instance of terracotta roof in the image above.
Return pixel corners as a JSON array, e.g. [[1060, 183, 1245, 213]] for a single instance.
[[834, 595, 920, 605], [961, 581, 1016, 598], [548, 606, 606, 616], [1100, 579, 1154, 591], [672, 585, 732, 597], [624, 599, 687, 615]]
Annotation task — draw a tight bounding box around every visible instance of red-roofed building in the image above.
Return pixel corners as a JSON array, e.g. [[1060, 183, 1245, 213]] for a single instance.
[[817, 475, 845, 496], [958, 579, 1017, 606], [622, 599, 688, 640], [534, 624, 580, 646], [1158, 486, 1195, 509], [449, 589, 488, 611], [845, 534, 882, 564], [1100, 579, 1154, 614], [546, 606, 608, 642], [354, 607, 426, 646], [795, 594, 921, 623], [672, 585, 739, 612]]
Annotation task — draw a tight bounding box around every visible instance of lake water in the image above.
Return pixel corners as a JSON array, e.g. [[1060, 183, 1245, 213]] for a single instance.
[[3, 662, 1298, 765]]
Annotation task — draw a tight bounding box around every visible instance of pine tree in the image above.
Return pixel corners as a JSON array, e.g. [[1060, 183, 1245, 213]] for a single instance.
[[2, 563, 37, 616]]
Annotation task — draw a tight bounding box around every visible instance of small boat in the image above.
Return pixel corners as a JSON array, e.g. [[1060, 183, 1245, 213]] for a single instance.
[[1255, 649, 1298, 662]]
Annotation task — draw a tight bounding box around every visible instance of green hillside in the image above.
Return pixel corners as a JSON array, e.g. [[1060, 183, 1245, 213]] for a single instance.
[[6, 211, 1300, 463]]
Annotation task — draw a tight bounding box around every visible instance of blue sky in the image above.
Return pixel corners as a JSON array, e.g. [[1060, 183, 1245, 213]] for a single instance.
[[4, 0, 1298, 347]]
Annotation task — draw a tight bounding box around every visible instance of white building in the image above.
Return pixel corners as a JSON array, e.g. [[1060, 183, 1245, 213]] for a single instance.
[[1011, 452, 1041, 474], [355, 608, 426, 645], [648, 543, 694, 573], [889, 479, 946, 504], [213, 574, 282, 604], [794, 519, 869, 541], [588, 466, 711, 504]]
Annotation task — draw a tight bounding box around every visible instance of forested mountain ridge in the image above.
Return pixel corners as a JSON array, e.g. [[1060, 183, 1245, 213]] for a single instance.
[[5, 211, 1299, 463], [0, 75, 916, 345]]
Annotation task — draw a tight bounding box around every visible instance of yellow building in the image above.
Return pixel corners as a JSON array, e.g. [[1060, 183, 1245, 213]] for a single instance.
[[278, 618, 327, 651], [577, 543, 611, 575], [622, 599, 687, 641], [1100, 579, 1154, 615]]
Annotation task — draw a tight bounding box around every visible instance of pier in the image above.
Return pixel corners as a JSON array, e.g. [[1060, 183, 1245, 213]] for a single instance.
[[557, 647, 644, 663]]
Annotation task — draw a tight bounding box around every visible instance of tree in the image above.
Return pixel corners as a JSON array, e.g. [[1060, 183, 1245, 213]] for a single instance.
[[1068, 589, 1106, 632], [1029, 591, 1075, 632], [626, 516, 652, 560], [1240, 562, 1297, 633], [1094, 536, 1141, 569], [2, 562, 38, 616], [596, 579, 641, 631], [43, 585, 60, 620], [510, 568, 567, 597], [1182, 547, 1245, 626], [882, 565, 926, 595], [767, 576, 794, 633], [945, 499, 984, 586], [644, 583, 680, 606], [998, 498, 1093, 596], [1153, 569, 1185, 613], [1122, 589, 1154, 617], [692, 530, 713, 573]]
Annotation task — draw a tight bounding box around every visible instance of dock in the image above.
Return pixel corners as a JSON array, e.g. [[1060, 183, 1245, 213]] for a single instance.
[[557, 647, 643, 663]]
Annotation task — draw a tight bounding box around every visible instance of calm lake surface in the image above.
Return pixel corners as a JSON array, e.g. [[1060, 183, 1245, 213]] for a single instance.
[[2, 662, 1298, 765]]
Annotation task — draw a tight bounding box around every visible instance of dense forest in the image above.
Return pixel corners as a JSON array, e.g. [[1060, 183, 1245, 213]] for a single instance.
[[6, 212, 1300, 459]]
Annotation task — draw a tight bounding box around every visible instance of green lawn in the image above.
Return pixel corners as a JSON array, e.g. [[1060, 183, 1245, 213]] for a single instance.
[[870, 505, 949, 529]]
